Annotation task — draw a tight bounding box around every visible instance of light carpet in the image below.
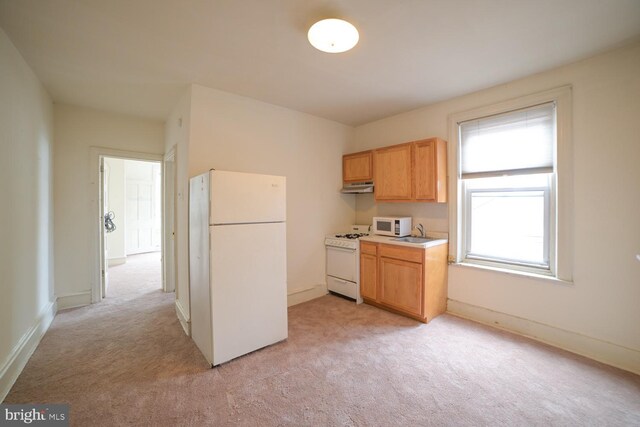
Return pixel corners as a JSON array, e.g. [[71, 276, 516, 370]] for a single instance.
[[5, 252, 640, 426]]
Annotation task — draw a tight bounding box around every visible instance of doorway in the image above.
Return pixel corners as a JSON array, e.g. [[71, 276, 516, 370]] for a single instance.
[[91, 147, 175, 304], [101, 157, 162, 298]]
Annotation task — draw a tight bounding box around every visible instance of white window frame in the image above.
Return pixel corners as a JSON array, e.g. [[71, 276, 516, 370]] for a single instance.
[[461, 176, 555, 275], [447, 86, 573, 282]]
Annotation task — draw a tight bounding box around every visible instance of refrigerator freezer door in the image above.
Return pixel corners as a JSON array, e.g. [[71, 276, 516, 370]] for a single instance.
[[189, 173, 213, 365], [210, 222, 288, 365], [210, 170, 286, 225]]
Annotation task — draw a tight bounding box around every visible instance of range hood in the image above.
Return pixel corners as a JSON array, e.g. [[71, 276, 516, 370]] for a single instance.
[[341, 181, 374, 194]]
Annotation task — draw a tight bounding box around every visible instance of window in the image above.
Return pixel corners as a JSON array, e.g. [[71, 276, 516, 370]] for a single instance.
[[459, 102, 556, 275]]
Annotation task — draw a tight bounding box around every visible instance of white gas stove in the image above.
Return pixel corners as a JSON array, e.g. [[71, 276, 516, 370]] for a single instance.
[[324, 225, 370, 304]]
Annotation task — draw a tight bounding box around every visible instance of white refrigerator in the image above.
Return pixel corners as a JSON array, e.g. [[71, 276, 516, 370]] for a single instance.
[[189, 170, 288, 366]]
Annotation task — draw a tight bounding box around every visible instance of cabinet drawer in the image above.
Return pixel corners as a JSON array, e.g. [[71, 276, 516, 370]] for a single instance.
[[360, 241, 377, 255], [379, 244, 423, 263]]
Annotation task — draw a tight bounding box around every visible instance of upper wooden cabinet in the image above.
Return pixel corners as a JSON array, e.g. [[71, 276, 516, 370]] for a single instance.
[[372, 138, 447, 203], [342, 151, 373, 183], [414, 138, 447, 203], [373, 143, 413, 201], [342, 137, 447, 202]]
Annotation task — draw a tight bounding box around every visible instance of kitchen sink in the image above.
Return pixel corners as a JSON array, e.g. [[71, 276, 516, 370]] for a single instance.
[[393, 236, 435, 244]]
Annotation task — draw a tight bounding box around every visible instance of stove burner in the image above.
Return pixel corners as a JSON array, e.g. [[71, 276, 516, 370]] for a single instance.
[[335, 233, 369, 239]]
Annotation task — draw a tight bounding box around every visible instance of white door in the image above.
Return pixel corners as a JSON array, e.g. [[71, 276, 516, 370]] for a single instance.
[[125, 160, 161, 254]]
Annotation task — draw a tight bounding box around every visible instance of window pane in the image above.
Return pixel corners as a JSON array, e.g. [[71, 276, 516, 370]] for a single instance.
[[469, 190, 546, 266]]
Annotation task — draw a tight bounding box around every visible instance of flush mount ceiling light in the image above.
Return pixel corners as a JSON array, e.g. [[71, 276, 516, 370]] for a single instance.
[[308, 18, 359, 53]]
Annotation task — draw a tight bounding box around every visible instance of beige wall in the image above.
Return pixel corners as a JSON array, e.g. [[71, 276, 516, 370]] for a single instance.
[[53, 105, 165, 305], [351, 42, 640, 362], [189, 85, 356, 301], [168, 84, 356, 324], [0, 28, 54, 399]]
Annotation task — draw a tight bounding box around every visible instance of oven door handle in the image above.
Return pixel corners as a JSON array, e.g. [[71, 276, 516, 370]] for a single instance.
[[332, 278, 350, 284], [326, 246, 356, 253]]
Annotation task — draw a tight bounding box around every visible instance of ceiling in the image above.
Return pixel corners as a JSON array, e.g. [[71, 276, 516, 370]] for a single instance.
[[1, 1, 639, 126]]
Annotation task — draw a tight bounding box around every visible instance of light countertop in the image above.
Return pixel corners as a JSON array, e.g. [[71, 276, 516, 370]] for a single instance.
[[360, 234, 448, 249]]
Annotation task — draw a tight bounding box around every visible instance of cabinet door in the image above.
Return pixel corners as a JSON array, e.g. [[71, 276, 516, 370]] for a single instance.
[[379, 257, 423, 317], [374, 144, 413, 201], [360, 253, 377, 300], [414, 138, 447, 203], [343, 151, 373, 183], [414, 140, 437, 201]]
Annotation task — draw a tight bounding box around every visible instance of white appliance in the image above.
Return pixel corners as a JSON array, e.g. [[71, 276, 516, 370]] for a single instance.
[[340, 181, 374, 194], [189, 170, 288, 367], [324, 225, 370, 304], [373, 216, 412, 237]]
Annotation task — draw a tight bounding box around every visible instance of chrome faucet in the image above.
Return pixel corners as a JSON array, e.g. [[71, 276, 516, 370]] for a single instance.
[[415, 223, 425, 237]]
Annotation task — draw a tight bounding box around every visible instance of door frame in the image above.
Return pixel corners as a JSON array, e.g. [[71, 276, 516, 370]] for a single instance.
[[90, 147, 164, 304], [162, 146, 177, 293]]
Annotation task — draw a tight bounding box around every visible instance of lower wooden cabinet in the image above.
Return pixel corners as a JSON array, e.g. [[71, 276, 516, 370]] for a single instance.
[[360, 253, 378, 300], [379, 256, 423, 317], [360, 241, 448, 323]]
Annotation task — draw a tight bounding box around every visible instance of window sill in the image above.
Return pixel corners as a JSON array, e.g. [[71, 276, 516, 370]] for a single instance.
[[451, 261, 574, 286]]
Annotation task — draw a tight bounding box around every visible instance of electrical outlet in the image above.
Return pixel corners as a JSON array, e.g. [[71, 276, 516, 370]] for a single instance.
[[448, 255, 456, 264]]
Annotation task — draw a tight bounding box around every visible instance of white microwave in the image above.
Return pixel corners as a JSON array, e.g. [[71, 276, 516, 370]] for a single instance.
[[373, 217, 412, 237]]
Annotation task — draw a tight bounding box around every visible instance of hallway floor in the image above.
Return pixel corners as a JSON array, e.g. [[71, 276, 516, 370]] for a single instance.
[[5, 253, 640, 426], [4, 251, 204, 425], [106, 251, 163, 299]]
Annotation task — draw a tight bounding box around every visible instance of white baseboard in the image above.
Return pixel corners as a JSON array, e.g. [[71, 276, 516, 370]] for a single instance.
[[447, 299, 640, 376], [175, 300, 190, 336], [0, 300, 57, 402], [287, 284, 328, 307], [56, 291, 92, 310], [107, 257, 126, 267]]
